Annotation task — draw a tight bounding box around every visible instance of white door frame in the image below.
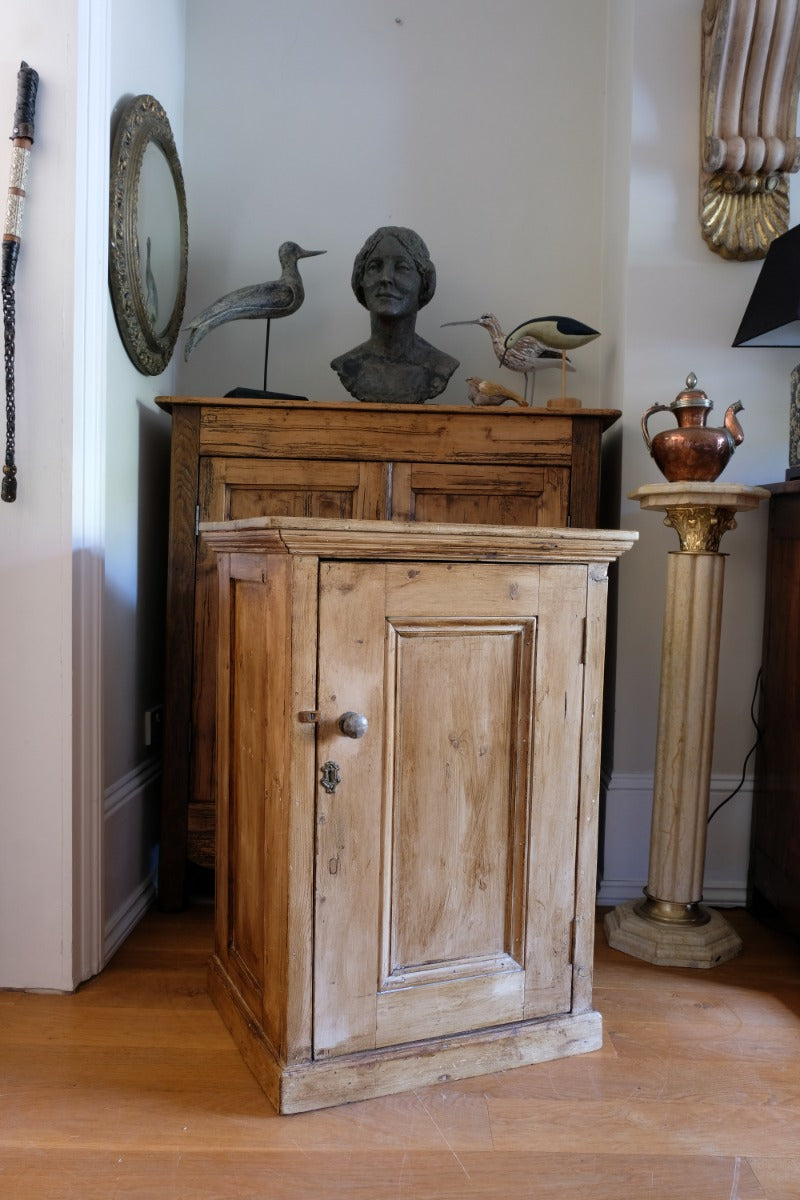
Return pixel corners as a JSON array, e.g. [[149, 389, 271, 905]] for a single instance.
[[72, 0, 111, 984]]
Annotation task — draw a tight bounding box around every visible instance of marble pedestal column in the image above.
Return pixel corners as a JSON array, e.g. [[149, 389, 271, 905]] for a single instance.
[[605, 482, 769, 968]]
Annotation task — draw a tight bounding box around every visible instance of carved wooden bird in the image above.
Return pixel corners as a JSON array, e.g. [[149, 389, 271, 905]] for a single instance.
[[502, 315, 600, 357], [503, 315, 600, 409], [184, 241, 325, 360], [441, 313, 572, 402], [466, 377, 529, 407]]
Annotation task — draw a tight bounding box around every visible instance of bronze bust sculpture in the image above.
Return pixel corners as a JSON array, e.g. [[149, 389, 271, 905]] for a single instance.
[[331, 226, 459, 404]]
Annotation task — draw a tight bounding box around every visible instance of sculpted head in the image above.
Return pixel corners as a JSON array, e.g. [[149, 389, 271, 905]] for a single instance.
[[351, 226, 437, 314]]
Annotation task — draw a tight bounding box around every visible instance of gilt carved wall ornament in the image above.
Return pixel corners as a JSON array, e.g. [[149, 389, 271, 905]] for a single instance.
[[700, 0, 800, 260]]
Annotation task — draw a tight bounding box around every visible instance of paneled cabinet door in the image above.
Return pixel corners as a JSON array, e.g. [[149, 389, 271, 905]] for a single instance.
[[313, 559, 588, 1059]]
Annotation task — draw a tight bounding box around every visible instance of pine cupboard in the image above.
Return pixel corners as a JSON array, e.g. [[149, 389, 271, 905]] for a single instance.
[[202, 516, 636, 1113], [156, 396, 620, 910]]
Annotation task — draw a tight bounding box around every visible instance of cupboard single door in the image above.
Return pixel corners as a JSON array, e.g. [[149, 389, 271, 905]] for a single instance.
[[313, 560, 588, 1058], [390, 463, 570, 526]]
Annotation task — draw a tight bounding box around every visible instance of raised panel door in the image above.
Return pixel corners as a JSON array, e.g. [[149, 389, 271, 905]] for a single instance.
[[313, 560, 587, 1059]]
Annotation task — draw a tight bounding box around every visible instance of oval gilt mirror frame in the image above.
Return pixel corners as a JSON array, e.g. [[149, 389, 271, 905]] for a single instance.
[[109, 94, 188, 375]]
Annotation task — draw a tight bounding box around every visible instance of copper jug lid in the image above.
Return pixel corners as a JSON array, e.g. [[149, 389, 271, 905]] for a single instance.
[[671, 372, 713, 411]]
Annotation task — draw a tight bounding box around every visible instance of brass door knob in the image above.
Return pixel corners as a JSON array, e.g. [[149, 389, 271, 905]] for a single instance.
[[338, 711, 368, 739]]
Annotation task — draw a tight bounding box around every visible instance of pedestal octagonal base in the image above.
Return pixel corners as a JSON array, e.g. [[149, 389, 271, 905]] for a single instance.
[[604, 900, 742, 968]]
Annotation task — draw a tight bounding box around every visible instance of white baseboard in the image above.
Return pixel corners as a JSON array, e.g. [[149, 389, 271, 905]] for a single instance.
[[104, 873, 156, 962], [597, 769, 752, 910], [596, 879, 748, 909], [103, 760, 160, 964]]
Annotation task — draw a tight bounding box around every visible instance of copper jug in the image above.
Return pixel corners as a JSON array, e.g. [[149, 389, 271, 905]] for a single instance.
[[641, 373, 745, 482]]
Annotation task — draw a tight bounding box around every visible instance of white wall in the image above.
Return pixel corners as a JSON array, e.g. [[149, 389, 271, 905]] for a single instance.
[[177, 0, 793, 907], [0, 6, 80, 989], [103, 0, 185, 960], [179, 0, 611, 407], [601, 0, 793, 904]]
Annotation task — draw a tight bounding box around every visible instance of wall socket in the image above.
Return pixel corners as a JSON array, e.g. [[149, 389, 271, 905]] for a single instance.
[[144, 704, 164, 748]]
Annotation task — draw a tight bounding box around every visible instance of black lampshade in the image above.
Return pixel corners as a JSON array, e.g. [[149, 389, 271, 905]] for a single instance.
[[733, 224, 800, 347]]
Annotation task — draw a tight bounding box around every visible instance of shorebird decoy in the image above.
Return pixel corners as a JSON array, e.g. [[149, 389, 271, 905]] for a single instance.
[[502, 315, 600, 409], [502, 314, 599, 356], [441, 313, 572, 403], [466, 376, 529, 407], [183, 241, 325, 361]]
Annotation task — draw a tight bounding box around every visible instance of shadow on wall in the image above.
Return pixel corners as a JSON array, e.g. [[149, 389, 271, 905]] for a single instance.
[[597, 420, 624, 882], [135, 399, 171, 730]]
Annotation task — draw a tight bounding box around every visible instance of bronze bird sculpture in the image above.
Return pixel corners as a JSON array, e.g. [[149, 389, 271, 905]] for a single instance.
[[466, 377, 529, 407], [183, 241, 325, 360], [503, 315, 600, 410], [441, 313, 572, 403]]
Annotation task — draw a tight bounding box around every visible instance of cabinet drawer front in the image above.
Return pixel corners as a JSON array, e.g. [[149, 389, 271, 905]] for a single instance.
[[200, 457, 388, 521], [391, 463, 569, 526]]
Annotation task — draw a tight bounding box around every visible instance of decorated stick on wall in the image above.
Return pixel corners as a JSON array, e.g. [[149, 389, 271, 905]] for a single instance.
[[2, 61, 38, 503]]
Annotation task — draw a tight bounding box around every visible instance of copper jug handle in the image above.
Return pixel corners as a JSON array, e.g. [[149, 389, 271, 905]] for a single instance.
[[641, 403, 673, 452]]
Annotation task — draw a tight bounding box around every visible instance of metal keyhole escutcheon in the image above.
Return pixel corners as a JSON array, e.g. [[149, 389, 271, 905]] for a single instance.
[[321, 761, 341, 794]]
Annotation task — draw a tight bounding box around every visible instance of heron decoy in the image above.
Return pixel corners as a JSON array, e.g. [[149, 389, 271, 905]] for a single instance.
[[441, 313, 572, 403], [502, 315, 600, 409], [466, 376, 529, 407], [183, 241, 326, 361]]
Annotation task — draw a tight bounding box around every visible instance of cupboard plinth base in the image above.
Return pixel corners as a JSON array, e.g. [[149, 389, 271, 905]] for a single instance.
[[209, 955, 602, 1115], [604, 900, 742, 968]]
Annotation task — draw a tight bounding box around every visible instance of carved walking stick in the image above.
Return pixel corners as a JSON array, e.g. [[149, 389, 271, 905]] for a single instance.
[[2, 61, 38, 503]]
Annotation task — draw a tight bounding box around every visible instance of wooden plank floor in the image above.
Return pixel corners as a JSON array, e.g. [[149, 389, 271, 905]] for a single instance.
[[1, 904, 799, 1199]]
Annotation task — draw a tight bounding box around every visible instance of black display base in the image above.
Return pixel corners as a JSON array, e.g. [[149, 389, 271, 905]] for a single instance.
[[785, 463, 800, 480], [224, 386, 308, 401]]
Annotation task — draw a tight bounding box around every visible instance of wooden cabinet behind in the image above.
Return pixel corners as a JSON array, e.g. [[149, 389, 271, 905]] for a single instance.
[[750, 482, 800, 937], [157, 396, 620, 909]]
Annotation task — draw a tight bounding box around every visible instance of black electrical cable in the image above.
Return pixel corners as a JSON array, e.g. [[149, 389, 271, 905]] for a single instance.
[[707, 668, 763, 824]]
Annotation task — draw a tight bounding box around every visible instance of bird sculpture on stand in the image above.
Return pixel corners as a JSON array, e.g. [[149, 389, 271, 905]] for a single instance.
[[466, 377, 528, 407], [502, 315, 600, 410], [441, 312, 573, 403], [183, 240, 325, 397]]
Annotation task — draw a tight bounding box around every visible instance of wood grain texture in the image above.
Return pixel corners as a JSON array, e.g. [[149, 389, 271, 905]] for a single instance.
[[206, 526, 629, 1111], [2, 905, 799, 1198], [156, 396, 620, 903]]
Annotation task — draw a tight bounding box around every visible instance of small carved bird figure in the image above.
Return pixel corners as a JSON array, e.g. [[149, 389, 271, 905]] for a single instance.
[[466, 377, 529, 407], [184, 241, 325, 360], [503, 315, 600, 410], [441, 313, 572, 403]]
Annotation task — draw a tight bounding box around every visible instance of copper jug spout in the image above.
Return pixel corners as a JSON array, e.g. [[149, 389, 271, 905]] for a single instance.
[[724, 400, 745, 446]]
